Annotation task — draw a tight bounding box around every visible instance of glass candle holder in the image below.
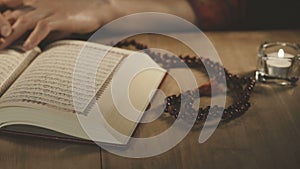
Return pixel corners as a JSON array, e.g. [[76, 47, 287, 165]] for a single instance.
[[255, 42, 300, 86]]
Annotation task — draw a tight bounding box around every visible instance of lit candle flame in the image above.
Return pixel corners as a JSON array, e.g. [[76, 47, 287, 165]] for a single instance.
[[278, 49, 285, 58]]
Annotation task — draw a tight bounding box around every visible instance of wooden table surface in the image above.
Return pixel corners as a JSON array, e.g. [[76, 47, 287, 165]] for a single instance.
[[1, 30, 300, 169]]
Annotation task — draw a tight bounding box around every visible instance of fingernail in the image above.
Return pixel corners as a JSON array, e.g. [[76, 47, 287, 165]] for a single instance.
[[23, 43, 31, 51], [22, 45, 29, 51], [0, 38, 5, 44], [0, 38, 6, 49], [1, 25, 12, 37]]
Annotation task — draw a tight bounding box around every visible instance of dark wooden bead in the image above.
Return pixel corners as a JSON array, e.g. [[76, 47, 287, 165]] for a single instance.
[[116, 40, 255, 125]]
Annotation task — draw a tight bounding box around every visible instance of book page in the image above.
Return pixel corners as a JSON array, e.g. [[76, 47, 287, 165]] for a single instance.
[[92, 55, 166, 143], [0, 41, 166, 144], [0, 48, 40, 96], [0, 40, 129, 113]]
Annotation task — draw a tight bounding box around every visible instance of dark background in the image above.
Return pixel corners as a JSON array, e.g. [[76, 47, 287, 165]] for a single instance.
[[241, 0, 300, 29]]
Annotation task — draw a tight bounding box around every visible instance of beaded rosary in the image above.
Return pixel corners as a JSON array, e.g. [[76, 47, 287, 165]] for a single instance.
[[114, 40, 256, 125]]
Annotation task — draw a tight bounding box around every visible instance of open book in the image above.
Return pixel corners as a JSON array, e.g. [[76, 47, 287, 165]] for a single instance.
[[0, 40, 166, 145]]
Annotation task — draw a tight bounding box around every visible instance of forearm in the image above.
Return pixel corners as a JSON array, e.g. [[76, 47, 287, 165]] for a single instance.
[[112, 0, 196, 23]]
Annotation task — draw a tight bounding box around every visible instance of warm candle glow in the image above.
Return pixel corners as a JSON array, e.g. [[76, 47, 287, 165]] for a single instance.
[[278, 49, 285, 58]]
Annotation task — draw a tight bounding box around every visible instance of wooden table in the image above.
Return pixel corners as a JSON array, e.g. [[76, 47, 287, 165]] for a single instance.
[[1, 30, 300, 169]]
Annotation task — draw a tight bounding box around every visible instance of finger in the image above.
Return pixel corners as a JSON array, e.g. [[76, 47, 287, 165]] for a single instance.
[[0, 13, 12, 37], [4, 8, 33, 25], [4, 9, 24, 21], [23, 19, 52, 50], [0, 9, 50, 49], [24, 31, 70, 50], [2, 10, 14, 25], [2, 9, 12, 16], [0, 12, 37, 49], [23, 15, 69, 50]]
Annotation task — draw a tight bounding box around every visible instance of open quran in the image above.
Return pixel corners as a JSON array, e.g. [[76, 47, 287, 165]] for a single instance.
[[0, 40, 165, 145]]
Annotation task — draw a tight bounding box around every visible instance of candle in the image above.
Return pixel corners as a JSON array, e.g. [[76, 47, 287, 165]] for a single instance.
[[268, 49, 294, 59], [266, 49, 294, 78], [256, 42, 300, 85]]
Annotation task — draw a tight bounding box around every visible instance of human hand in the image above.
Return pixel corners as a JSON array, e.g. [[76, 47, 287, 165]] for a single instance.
[[0, 0, 23, 38], [0, 0, 121, 50], [0, 13, 12, 38]]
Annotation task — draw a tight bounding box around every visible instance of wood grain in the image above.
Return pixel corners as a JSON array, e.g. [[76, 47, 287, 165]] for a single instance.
[[101, 30, 300, 169], [0, 133, 101, 169], [1, 30, 300, 169]]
